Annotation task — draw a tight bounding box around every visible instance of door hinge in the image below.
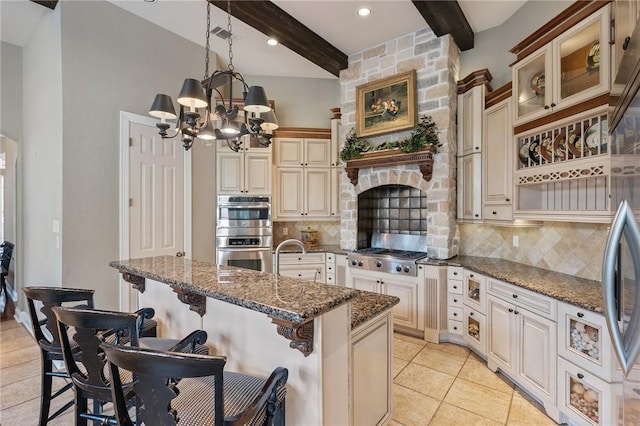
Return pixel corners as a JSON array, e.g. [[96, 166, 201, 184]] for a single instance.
[[129, 137, 133, 147]]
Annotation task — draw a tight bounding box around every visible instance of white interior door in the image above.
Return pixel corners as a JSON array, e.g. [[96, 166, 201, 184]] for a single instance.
[[129, 121, 184, 259], [119, 112, 190, 311]]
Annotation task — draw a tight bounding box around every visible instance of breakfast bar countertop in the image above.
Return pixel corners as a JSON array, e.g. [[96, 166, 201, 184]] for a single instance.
[[110, 255, 398, 328]]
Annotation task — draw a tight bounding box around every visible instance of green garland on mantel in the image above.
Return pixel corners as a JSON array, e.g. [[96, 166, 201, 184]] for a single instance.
[[340, 115, 441, 162]]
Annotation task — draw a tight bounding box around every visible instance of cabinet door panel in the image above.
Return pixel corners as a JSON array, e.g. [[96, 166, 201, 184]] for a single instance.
[[488, 296, 515, 373], [275, 138, 303, 166], [352, 275, 380, 293], [306, 168, 331, 217], [217, 152, 243, 194], [245, 152, 271, 195], [384, 280, 417, 329], [483, 99, 513, 205], [305, 139, 331, 167], [518, 308, 556, 400], [275, 168, 303, 218]]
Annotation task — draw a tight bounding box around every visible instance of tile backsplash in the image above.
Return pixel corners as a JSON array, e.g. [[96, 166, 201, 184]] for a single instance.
[[459, 222, 608, 282], [273, 221, 341, 247]]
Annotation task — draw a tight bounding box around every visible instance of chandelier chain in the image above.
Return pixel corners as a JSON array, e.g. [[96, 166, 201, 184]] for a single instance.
[[227, 0, 234, 71], [204, 1, 211, 79]]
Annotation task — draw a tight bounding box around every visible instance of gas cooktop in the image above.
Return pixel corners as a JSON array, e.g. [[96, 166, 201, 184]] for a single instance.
[[348, 249, 428, 276]]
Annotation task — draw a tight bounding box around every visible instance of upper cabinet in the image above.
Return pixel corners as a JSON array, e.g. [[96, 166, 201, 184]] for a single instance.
[[613, 0, 640, 74], [512, 4, 611, 126], [216, 136, 271, 195]]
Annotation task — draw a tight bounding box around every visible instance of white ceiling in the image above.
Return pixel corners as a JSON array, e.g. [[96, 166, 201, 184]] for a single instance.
[[1, 0, 527, 79]]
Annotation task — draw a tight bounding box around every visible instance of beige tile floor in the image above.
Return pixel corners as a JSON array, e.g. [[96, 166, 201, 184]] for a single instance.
[[1, 317, 560, 425]]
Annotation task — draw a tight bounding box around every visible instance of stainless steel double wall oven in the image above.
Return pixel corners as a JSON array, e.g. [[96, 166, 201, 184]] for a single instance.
[[216, 196, 273, 273]]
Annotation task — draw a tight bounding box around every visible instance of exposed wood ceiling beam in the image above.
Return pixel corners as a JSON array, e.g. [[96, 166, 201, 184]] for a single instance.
[[208, 0, 348, 77], [412, 0, 474, 51], [30, 0, 58, 10]]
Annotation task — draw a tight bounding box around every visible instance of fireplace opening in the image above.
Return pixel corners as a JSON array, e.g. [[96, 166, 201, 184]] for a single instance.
[[357, 184, 428, 249]]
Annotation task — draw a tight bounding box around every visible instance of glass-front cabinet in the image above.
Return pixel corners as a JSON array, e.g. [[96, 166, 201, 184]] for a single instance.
[[513, 5, 610, 126], [463, 270, 486, 313]]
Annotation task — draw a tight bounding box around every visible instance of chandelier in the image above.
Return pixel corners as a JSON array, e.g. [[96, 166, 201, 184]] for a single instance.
[[148, 0, 278, 151]]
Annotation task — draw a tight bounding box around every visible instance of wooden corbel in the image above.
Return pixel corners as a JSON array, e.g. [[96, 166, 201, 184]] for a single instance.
[[122, 272, 145, 293], [172, 287, 207, 317], [270, 317, 314, 357]]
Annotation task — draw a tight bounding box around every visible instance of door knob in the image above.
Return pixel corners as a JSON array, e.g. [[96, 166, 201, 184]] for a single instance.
[[176, 251, 186, 257]]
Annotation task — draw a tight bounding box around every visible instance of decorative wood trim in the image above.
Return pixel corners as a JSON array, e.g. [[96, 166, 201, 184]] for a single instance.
[[510, 1, 611, 63], [208, 1, 347, 77], [485, 83, 512, 109], [411, 0, 474, 51], [172, 287, 207, 317], [270, 317, 314, 357], [30, 0, 58, 10], [513, 93, 609, 134], [122, 272, 145, 293], [456, 69, 493, 94], [273, 127, 331, 139], [345, 147, 435, 186]]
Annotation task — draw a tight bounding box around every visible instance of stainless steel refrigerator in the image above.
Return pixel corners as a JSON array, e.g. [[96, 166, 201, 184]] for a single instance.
[[603, 20, 640, 426]]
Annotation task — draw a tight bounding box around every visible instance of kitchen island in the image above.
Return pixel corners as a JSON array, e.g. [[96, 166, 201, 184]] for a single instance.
[[110, 256, 399, 425]]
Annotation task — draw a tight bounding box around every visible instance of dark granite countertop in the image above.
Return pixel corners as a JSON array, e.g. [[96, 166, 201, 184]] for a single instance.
[[111, 256, 398, 328], [423, 256, 604, 313]]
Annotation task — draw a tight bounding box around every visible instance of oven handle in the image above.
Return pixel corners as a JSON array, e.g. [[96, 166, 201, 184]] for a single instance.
[[218, 203, 271, 209]]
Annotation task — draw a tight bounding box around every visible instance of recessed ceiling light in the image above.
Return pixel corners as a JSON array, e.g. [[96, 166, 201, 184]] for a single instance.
[[357, 7, 371, 17], [267, 38, 279, 46]]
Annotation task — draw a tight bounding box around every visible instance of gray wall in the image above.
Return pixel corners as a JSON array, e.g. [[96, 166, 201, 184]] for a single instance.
[[460, 1, 572, 87], [1, 42, 23, 143], [22, 5, 64, 300], [240, 75, 339, 128], [57, 1, 207, 309]]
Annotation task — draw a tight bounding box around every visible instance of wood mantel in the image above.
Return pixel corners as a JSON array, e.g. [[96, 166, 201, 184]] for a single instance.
[[344, 148, 435, 186]]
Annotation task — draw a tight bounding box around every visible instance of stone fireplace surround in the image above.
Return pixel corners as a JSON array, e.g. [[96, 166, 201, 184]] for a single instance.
[[338, 27, 460, 260]]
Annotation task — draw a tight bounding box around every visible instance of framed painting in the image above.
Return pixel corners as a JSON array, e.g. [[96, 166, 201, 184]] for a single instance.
[[356, 70, 417, 138]]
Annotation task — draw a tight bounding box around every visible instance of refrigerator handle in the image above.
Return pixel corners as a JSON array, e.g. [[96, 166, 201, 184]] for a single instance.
[[603, 200, 640, 376]]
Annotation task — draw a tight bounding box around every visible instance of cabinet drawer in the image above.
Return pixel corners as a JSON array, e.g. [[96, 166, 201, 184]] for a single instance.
[[487, 278, 557, 320], [483, 205, 512, 221], [326, 253, 335, 264], [448, 279, 463, 294], [448, 266, 463, 281], [326, 263, 335, 274], [278, 252, 326, 264], [448, 306, 462, 321], [326, 273, 335, 285], [448, 293, 463, 308], [448, 319, 463, 335]]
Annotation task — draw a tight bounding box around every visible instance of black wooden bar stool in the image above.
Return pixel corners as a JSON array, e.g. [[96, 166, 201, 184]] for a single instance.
[[52, 306, 209, 425], [23, 286, 177, 425], [102, 343, 288, 426]]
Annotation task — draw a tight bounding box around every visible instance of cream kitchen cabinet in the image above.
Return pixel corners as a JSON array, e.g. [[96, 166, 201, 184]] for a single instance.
[[483, 96, 513, 223], [463, 270, 487, 313], [446, 266, 464, 336], [463, 305, 487, 356], [512, 5, 610, 126], [456, 153, 482, 223], [457, 84, 485, 156], [487, 293, 558, 415], [346, 268, 423, 332], [216, 138, 271, 195], [277, 252, 325, 283], [613, 0, 640, 74], [273, 136, 336, 220], [325, 252, 336, 285], [274, 167, 331, 219]]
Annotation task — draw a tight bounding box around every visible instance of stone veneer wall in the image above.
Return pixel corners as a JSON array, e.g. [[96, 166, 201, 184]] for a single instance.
[[339, 28, 460, 259], [459, 222, 608, 281]]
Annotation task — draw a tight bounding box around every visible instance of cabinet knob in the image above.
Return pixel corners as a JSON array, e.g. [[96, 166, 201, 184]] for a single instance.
[[544, 105, 550, 110], [453, 326, 458, 330], [624, 36, 632, 50], [470, 312, 474, 316], [508, 308, 513, 313], [506, 198, 510, 202], [380, 280, 384, 285], [475, 146, 479, 150], [453, 312, 458, 316], [453, 285, 457, 289], [453, 272, 458, 276], [376, 280, 380, 283], [453, 299, 458, 303], [474, 214, 479, 218], [512, 294, 518, 298], [577, 312, 584, 318], [492, 211, 497, 215], [514, 310, 519, 315], [577, 373, 584, 379], [469, 274, 474, 277], [550, 103, 556, 108]]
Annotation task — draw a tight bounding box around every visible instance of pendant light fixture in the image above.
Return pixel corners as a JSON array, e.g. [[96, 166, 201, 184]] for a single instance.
[[148, 0, 278, 151]]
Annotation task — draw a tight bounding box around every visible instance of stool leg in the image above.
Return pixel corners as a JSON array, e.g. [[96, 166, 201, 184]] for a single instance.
[[39, 358, 52, 426], [76, 394, 88, 426]]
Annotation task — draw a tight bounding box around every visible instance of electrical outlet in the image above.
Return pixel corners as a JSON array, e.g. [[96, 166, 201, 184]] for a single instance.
[[283, 227, 288, 236], [513, 235, 519, 247]]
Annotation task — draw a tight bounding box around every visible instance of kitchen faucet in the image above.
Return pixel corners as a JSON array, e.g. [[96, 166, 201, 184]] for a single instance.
[[274, 239, 307, 276]]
